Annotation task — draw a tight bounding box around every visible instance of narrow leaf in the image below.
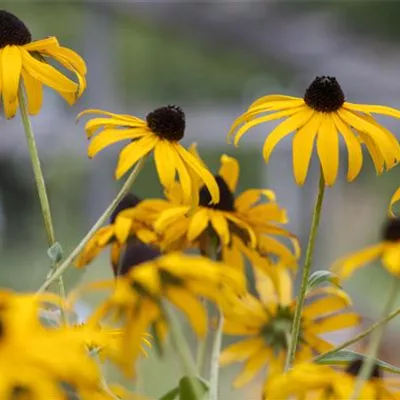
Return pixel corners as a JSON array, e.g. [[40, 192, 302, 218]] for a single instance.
[[179, 376, 209, 400], [158, 387, 179, 400]]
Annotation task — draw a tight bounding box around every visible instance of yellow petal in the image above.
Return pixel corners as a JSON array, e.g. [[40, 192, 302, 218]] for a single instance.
[[344, 102, 400, 120], [303, 293, 351, 320], [358, 130, 385, 175], [115, 136, 158, 179], [292, 113, 321, 185], [311, 312, 360, 334], [332, 112, 363, 181], [187, 209, 209, 241], [382, 244, 400, 276], [170, 145, 193, 204], [154, 207, 189, 232], [210, 212, 230, 245], [166, 288, 207, 337], [249, 95, 302, 109], [220, 337, 265, 365], [389, 186, 400, 217], [1, 45, 21, 118], [23, 37, 59, 52], [114, 217, 132, 244], [83, 118, 146, 138], [20, 48, 77, 93], [263, 107, 314, 163], [303, 333, 333, 354], [21, 70, 43, 115], [154, 140, 177, 189], [331, 243, 384, 279], [235, 189, 276, 211], [316, 114, 339, 186], [219, 154, 239, 193], [88, 129, 147, 158]]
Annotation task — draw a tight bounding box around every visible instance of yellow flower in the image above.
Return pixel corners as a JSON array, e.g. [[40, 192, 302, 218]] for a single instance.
[[78, 106, 219, 204], [75, 194, 159, 274], [0, 10, 86, 118], [154, 151, 298, 269], [0, 290, 102, 398], [229, 76, 400, 186], [390, 186, 400, 217], [266, 361, 400, 399], [82, 253, 245, 376], [220, 269, 360, 388], [332, 218, 400, 278]]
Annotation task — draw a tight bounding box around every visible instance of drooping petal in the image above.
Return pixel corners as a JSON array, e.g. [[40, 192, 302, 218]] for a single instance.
[[21, 70, 43, 115], [332, 112, 363, 181], [316, 114, 339, 186], [249, 95, 302, 109], [263, 108, 314, 163], [1, 45, 22, 118], [23, 37, 59, 52], [292, 113, 322, 185], [187, 209, 209, 241], [220, 337, 265, 365], [311, 312, 360, 334], [357, 130, 385, 175], [114, 217, 132, 244], [389, 186, 400, 217], [303, 333, 333, 354], [154, 140, 177, 190], [219, 154, 239, 193], [303, 293, 351, 320], [235, 189, 276, 212], [344, 102, 400, 120], [83, 118, 147, 138], [171, 145, 194, 204], [210, 212, 230, 245], [382, 244, 400, 277]]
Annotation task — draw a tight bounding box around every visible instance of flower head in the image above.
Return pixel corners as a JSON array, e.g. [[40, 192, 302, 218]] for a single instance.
[[220, 269, 360, 387], [229, 76, 400, 186], [333, 217, 400, 278], [78, 107, 219, 204], [81, 253, 245, 376], [0, 10, 86, 118], [266, 361, 400, 399]]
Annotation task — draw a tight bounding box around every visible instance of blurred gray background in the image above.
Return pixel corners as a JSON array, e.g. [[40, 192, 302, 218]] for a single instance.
[[1, 1, 400, 398]]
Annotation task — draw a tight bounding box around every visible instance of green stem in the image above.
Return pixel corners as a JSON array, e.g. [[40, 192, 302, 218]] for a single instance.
[[37, 157, 147, 293], [196, 301, 207, 375], [314, 305, 400, 362], [167, 307, 204, 400], [209, 309, 223, 400], [285, 172, 326, 370], [18, 84, 66, 310], [351, 278, 399, 400]]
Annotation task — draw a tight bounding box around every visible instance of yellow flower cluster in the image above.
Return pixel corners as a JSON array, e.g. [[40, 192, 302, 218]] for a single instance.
[[2, 8, 400, 400]]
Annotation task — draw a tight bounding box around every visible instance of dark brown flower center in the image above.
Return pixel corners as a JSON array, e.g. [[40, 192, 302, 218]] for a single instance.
[[199, 175, 235, 211], [146, 105, 185, 141], [110, 193, 141, 224], [304, 76, 345, 112], [383, 218, 400, 242], [0, 10, 31, 49], [345, 358, 382, 380]]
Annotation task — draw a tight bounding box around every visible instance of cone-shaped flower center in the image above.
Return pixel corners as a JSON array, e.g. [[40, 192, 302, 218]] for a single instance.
[[304, 76, 345, 112], [110, 193, 141, 223], [199, 175, 235, 211], [383, 218, 400, 242], [0, 10, 31, 48], [146, 105, 185, 141], [345, 358, 381, 379]]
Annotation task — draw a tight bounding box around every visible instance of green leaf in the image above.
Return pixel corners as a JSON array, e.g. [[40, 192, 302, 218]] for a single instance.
[[179, 376, 209, 400], [316, 349, 400, 374], [307, 270, 342, 292], [158, 387, 179, 400]]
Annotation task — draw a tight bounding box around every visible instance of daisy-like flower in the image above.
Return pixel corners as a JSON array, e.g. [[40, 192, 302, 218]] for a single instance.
[[0, 10, 86, 118], [0, 290, 103, 399], [78, 105, 219, 204], [333, 217, 400, 278], [390, 186, 400, 217], [154, 151, 298, 268], [266, 360, 400, 399], [75, 194, 159, 274], [219, 269, 360, 388], [81, 253, 245, 376], [229, 76, 400, 186]]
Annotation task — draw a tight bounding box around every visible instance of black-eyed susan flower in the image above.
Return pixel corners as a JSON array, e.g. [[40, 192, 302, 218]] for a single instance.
[[266, 360, 400, 399], [390, 186, 400, 217], [0, 290, 103, 398], [78, 106, 219, 204], [333, 218, 400, 278], [0, 10, 86, 118], [219, 269, 360, 388], [81, 253, 245, 376], [229, 76, 400, 186], [154, 150, 298, 269], [75, 194, 159, 274]]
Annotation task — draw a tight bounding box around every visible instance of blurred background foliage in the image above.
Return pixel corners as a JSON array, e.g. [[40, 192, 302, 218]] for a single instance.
[[1, 1, 400, 398]]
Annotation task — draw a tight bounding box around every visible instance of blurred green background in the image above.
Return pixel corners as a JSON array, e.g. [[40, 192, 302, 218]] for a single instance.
[[1, 1, 400, 398]]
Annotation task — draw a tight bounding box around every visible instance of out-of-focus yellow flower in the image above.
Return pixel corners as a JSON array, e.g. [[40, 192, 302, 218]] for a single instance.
[[266, 360, 400, 399], [77, 106, 219, 205], [229, 76, 400, 186], [389, 186, 400, 217], [81, 253, 245, 376], [0, 290, 103, 399], [220, 269, 359, 388], [333, 218, 400, 278], [0, 10, 86, 118]]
